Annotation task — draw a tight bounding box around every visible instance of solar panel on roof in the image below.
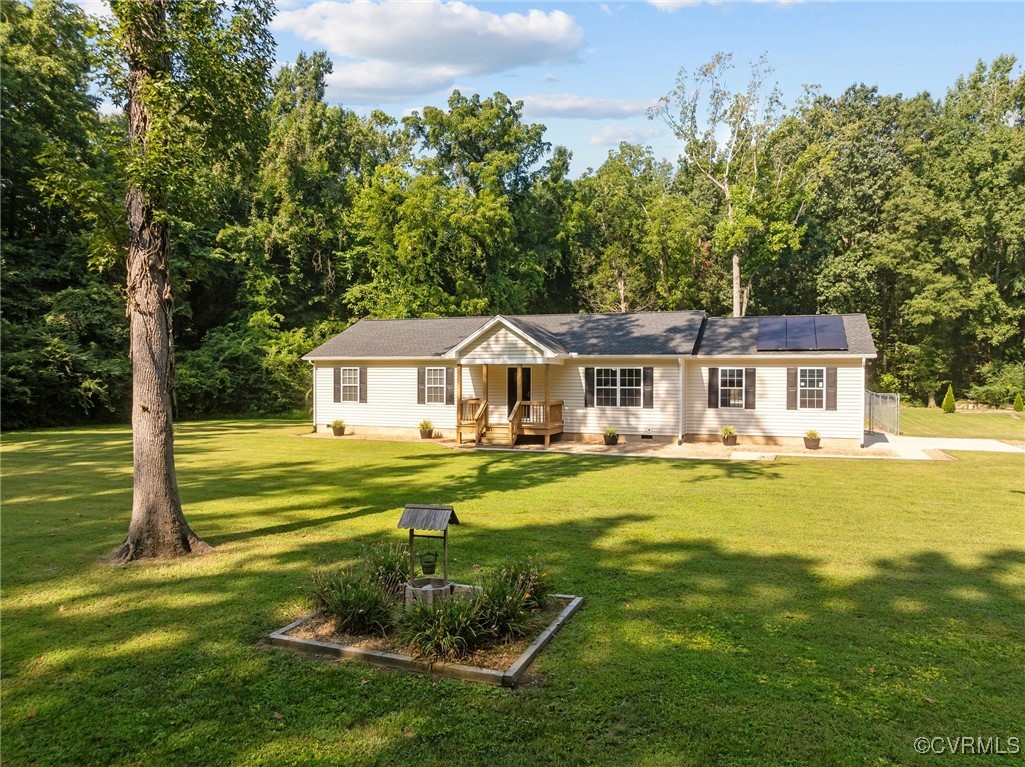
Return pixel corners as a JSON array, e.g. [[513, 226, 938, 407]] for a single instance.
[[785, 317, 817, 350], [757, 317, 788, 351], [813, 316, 848, 350]]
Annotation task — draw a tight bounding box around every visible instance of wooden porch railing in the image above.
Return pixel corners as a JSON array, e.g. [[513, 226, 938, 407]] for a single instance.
[[508, 400, 523, 445], [457, 398, 488, 445], [507, 400, 565, 445], [459, 398, 484, 422], [517, 400, 564, 426]]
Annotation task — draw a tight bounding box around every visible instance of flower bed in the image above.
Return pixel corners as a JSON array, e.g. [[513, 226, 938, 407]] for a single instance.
[[270, 544, 581, 685], [269, 594, 582, 687]]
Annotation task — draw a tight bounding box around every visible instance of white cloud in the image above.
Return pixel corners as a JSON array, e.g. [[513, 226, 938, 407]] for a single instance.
[[648, 0, 800, 9], [588, 124, 662, 146], [599, 3, 613, 15], [273, 0, 584, 103], [73, 0, 113, 19], [522, 93, 655, 120], [646, 0, 701, 12], [97, 100, 121, 117]]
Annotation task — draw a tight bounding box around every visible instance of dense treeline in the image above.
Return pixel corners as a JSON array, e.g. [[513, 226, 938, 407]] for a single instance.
[[2, 0, 1023, 429]]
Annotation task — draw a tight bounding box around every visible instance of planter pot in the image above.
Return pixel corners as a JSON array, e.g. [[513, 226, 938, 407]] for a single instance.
[[419, 429, 433, 440], [603, 435, 619, 446], [722, 435, 737, 446], [804, 437, 821, 450], [331, 426, 345, 437]]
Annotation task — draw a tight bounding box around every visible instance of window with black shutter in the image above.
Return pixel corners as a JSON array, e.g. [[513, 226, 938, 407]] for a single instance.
[[707, 367, 719, 409], [445, 367, 455, 405], [825, 367, 838, 411], [786, 368, 798, 410]]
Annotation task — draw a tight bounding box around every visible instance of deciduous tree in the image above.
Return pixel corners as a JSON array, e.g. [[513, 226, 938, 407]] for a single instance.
[[101, 0, 274, 562], [651, 53, 827, 316]]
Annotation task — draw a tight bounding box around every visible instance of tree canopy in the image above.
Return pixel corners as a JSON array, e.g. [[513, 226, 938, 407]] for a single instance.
[[2, 0, 1023, 429]]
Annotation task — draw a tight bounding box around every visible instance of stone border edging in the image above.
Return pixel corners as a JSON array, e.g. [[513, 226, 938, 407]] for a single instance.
[[268, 594, 583, 687]]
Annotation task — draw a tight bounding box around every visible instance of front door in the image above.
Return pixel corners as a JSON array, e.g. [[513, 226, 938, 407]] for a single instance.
[[507, 367, 531, 417]]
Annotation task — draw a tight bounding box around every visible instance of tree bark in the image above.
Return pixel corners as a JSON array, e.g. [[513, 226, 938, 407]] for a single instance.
[[740, 279, 752, 318], [732, 250, 742, 317], [111, 0, 208, 564]]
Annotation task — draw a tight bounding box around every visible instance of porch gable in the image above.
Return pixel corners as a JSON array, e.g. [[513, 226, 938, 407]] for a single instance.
[[447, 316, 557, 365]]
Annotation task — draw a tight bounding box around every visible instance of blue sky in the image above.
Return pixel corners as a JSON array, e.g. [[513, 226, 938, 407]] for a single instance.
[[84, 0, 1025, 174], [269, 0, 1024, 174]]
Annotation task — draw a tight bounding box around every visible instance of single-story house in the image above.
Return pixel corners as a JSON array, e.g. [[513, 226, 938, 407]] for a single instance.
[[302, 310, 877, 446]]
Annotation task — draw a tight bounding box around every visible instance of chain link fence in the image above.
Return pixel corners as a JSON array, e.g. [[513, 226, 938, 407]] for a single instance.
[[865, 390, 900, 434]]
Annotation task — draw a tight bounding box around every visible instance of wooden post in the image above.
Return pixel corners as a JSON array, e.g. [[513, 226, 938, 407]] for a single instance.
[[455, 364, 463, 443], [442, 530, 448, 584], [544, 364, 551, 447], [514, 365, 523, 446], [409, 529, 415, 583], [482, 365, 489, 430]]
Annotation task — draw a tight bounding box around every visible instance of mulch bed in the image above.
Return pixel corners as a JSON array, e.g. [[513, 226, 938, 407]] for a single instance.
[[285, 598, 569, 672]]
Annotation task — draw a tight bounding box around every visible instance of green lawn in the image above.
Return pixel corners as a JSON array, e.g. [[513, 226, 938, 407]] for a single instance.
[[899, 406, 1025, 441], [2, 421, 1023, 766]]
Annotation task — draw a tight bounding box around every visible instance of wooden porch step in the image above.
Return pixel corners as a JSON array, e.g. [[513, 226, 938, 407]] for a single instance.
[[480, 425, 512, 445]]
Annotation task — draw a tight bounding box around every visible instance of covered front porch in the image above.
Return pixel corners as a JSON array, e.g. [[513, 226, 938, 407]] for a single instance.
[[455, 363, 564, 447]]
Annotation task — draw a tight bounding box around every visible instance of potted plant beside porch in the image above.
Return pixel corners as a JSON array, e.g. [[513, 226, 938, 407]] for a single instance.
[[602, 426, 619, 446], [719, 425, 738, 446], [419, 419, 434, 440], [331, 419, 346, 437], [804, 429, 821, 449]]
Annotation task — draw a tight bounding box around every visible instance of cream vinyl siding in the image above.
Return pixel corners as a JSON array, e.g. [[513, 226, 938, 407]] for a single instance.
[[487, 368, 509, 425], [314, 362, 483, 431], [686, 358, 865, 440], [314, 356, 865, 439], [551, 361, 680, 436], [459, 326, 546, 364]]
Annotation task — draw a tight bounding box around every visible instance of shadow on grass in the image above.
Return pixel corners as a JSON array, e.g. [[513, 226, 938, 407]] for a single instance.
[[1, 423, 1022, 765]]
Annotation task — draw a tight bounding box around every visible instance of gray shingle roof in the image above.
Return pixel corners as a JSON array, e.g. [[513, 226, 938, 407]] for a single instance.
[[303, 311, 876, 360], [304, 316, 491, 359], [694, 314, 876, 356], [304, 311, 708, 359], [508, 311, 707, 356]]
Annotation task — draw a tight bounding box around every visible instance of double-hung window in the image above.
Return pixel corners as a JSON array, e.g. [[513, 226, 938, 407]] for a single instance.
[[596, 367, 642, 407], [425, 367, 446, 404], [798, 367, 825, 409], [719, 368, 745, 408], [340, 367, 360, 402]]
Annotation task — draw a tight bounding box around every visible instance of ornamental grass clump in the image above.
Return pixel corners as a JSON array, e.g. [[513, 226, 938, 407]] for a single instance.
[[311, 568, 396, 636], [402, 593, 486, 660], [401, 558, 554, 658], [477, 558, 551, 641], [361, 541, 408, 599], [478, 569, 532, 641], [505, 557, 551, 610]]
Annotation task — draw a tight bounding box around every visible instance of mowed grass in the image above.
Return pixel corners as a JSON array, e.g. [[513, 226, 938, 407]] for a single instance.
[[2, 421, 1023, 767], [900, 406, 1025, 441]]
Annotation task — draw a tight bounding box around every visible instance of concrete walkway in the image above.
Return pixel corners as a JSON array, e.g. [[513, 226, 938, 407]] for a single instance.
[[863, 432, 1025, 460]]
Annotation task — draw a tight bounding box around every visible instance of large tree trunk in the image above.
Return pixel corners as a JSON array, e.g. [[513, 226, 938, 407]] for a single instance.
[[111, 0, 208, 564], [732, 250, 742, 317]]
